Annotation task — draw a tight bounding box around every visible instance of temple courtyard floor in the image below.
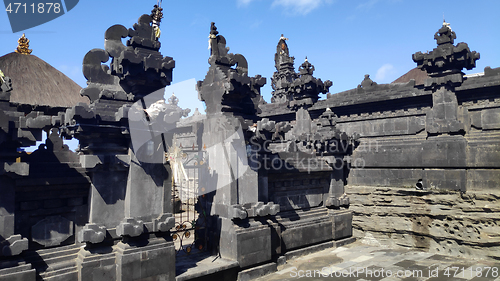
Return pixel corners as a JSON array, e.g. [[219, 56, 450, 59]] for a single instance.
[[252, 240, 500, 281]]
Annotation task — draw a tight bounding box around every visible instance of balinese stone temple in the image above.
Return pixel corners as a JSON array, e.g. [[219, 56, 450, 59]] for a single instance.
[[0, 4, 499, 280]]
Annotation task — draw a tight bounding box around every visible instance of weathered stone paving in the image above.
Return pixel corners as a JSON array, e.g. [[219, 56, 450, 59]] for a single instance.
[[255, 241, 500, 281]]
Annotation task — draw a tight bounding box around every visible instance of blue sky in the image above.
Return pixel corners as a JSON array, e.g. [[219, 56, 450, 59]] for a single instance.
[[1, 0, 500, 112]]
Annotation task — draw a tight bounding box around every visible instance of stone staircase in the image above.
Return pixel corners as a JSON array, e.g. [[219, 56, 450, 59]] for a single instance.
[[23, 244, 82, 281]]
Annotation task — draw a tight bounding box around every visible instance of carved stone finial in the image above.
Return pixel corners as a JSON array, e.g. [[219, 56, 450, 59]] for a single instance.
[[210, 22, 218, 38], [15, 34, 32, 55], [434, 20, 456, 45], [150, 4, 163, 39], [150, 4, 163, 23], [198, 22, 265, 119], [168, 93, 178, 106], [413, 21, 480, 89], [298, 57, 314, 76], [358, 74, 377, 89]]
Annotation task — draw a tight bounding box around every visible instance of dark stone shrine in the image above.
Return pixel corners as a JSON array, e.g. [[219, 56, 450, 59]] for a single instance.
[[0, 8, 499, 281]]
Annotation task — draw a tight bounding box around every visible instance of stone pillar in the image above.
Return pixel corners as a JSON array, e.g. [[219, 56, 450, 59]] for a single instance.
[[197, 22, 279, 268], [80, 155, 130, 231], [70, 10, 177, 281], [202, 114, 278, 268], [325, 159, 349, 208], [324, 158, 352, 240], [0, 165, 32, 280], [114, 148, 175, 281], [412, 21, 479, 192], [0, 75, 38, 281], [117, 149, 174, 238], [76, 154, 129, 281]]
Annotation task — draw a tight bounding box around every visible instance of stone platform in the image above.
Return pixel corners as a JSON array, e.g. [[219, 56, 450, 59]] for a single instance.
[[254, 240, 500, 281]]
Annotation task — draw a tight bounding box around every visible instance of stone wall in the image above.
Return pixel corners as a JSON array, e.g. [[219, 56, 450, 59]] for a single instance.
[[15, 170, 89, 250], [347, 185, 500, 260], [260, 70, 500, 192], [257, 20, 500, 268]]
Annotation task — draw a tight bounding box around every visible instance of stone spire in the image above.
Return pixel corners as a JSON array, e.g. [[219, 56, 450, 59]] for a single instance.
[[271, 34, 297, 103], [290, 56, 332, 109], [271, 35, 332, 108]]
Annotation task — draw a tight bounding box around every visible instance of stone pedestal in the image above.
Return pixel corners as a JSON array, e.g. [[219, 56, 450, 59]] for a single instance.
[[329, 210, 353, 240], [218, 218, 271, 269], [77, 247, 117, 281], [115, 239, 175, 281]]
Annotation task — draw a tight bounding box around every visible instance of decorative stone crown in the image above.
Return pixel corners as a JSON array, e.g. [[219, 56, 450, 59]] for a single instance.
[[413, 21, 480, 88], [271, 35, 331, 108], [197, 22, 265, 120]]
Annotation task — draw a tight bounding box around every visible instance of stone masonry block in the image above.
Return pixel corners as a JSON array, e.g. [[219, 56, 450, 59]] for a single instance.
[[116, 218, 143, 237], [423, 169, 466, 191], [481, 108, 500, 129], [0, 235, 28, 256], [78, 223, 106, 244]]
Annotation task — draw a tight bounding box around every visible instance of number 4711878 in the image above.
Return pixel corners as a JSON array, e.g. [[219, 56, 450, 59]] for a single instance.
[[5, 3, 61, 14]]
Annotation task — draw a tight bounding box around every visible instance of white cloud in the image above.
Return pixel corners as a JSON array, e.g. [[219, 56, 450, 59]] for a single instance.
[[272, 0, 332, 15], [375, 63, 395, 82]]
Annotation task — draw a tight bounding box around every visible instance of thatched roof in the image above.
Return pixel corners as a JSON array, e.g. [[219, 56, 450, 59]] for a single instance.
[[392, 67, 429, 85], [0, 52, 88, 108]]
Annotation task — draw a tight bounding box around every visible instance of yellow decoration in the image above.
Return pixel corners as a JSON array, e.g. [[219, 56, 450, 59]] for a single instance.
[[154, 26, 161, 39], [15, 34, 32, 55], [0, 70, 5, 85]]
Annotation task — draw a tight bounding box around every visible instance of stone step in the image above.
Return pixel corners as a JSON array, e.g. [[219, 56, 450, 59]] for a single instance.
[[277, 207, 328, 221], [27, 244, 82, 261], [22, 244, 82, 279], [278, 210, 330, 226], [39, 260, 76, 276], [29, 252, 78, 272], [176, 252, 239, 281], [237, 262, 277, 281], [39, 269, 77, 281], [38, 261, 77, 277]]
